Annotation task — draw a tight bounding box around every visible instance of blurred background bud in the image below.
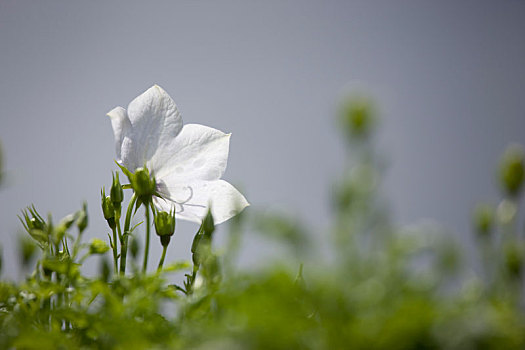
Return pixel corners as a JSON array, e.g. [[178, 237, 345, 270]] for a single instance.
[[130, 235, 140, 260], [18, 235, 37, 268], [497, 199, 517, 226], [499, 144, 524, 197], [504, 242, 524, 279], [472, 203, 494, 237], [76, 202, 88, 233], [339, 97, 376, 140], [89, 239, 110, 255]]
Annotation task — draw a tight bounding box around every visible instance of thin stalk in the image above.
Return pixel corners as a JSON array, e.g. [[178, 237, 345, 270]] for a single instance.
[[157, 245, 168, 272], [116, 219, 123, 243], [120, 194, 137, 275], [111, 226, 118, 273], [143, 204, 151, 273]]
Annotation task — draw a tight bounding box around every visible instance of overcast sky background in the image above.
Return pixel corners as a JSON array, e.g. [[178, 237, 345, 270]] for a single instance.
[[1, 1, 524, 278]]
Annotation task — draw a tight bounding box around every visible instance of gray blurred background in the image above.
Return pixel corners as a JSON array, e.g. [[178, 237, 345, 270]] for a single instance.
[[0, 1, 524, 278]]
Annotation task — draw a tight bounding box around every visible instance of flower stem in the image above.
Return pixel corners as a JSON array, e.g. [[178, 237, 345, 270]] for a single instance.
[[143, 204, 151, 273], [120, 193, 137, 275], [111, 226, 118, 273], [157, 245, 168, 272]]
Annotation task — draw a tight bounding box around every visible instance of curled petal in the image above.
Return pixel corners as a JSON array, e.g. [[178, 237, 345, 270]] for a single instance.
[[127, 85, 183, 169], [153, 124, 230, 181], [107, 107, 131, 163], [154, 179, 249, 224]]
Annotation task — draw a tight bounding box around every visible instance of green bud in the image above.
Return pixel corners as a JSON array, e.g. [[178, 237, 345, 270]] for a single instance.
[[110, 172, 124, 206], [55, 214, 75, 243], [499, 144, 525, 197], [340, 97, 376, 139], [130, 236, 140, 260], [101, 188, 116, 229], [19, 236, 37, 268], [19, 205, 46, 232], [131, 167, 156, 198], [473, 203, 494, 237], [76, 202, 88, 233], [203, 209, 215, 239], [154, 210, 176, 237], [103, 196, 114, 219], [29, 217, 45, 231], [504, 243, 524, 279], [89, 239, 110, 255], [59, 214, 76, 230], [101, 190, 115, 219], [160, 235, 171, 247]]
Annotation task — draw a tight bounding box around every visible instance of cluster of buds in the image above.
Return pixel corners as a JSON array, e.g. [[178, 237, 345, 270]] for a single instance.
[[154, 209, 176, 247], [101, 172, 124, 229]]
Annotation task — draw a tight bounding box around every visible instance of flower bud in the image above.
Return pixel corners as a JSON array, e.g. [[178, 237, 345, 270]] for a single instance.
[[340, 98, 376, 139], [504, 243, 524, 279], [203, 209, 215, 239], [130, 236, 140, 259], [473, 203, 494, 237], [154, 210, 175, 237], [76, 202, 88, 233], [497, 199, 517, 226], [131, 167, 156, 198], [499, 144, 525, 197], [89, 239, 110, 255], [110, 172, 124, 206], [55, 214, 76, 243], [19, 206, 46, 232], [101, 188, 116, 229], [18, 236, 37, 268], [102, 195, 115, 220]]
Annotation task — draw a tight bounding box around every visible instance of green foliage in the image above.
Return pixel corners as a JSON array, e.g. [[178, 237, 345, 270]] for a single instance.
[[1, 98, 525, 349]]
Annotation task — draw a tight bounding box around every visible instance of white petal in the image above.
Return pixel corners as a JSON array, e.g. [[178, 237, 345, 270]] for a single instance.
[[154, 179, 249, 224], [107, 107, 131, 163], [126, 85, 183, 171], [152, 124, 231, 181]]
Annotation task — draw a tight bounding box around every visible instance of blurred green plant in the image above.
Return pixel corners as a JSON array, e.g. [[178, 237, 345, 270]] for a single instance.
[[1, 98, 525, 349]]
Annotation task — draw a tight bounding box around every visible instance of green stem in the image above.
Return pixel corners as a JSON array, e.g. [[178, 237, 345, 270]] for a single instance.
[[143, 204, 151, 273], [157, 245, 168, 272], [120, 194, 137, 275], [111, 226, 118, 273]]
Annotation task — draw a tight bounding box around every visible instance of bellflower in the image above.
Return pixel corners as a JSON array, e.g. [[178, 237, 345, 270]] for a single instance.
[[107, 85, 249, 224]]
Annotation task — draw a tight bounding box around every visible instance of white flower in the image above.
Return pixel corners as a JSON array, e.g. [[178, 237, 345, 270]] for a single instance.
[[107, 85, 249, 224]]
